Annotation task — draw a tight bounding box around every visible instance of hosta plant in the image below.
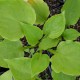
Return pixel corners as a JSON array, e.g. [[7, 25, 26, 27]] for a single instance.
[[0, 0, 80, 80]]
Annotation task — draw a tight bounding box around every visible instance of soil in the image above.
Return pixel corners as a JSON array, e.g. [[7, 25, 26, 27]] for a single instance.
[[0, 0, 80, 80]]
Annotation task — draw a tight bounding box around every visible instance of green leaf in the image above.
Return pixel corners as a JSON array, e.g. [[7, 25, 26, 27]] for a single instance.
[[0, 40, 24, 68], [0, 16, 23, 41], [39, 37, 60, 50], [6, 58, 32, 80], [0, 0, 36, 41], [21, 23, 43, 46], [51, 41, 80, 76], [0, 0, 36, 24], [52, 71, 76, 80], [0, 70, 12, 80], [6, 54, 49, 80], [31, 53, 49, 77], [62, 0, 80, 25], [63, 29, 80, 40], [43, 12, 65, 39], [28, 0, 50, 24]]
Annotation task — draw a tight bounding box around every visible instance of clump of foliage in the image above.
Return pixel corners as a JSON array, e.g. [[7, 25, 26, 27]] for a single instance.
[[0, 0, 80, 80]]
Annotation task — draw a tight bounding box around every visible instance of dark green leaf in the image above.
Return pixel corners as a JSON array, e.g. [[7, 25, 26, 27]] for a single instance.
[[0, 35, 4, 42]]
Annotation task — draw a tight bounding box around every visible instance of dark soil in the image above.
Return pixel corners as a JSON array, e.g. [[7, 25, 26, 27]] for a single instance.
[[44, 0, 64, 16], [0, 67, 9, 75], [0, 0, 80, 80]]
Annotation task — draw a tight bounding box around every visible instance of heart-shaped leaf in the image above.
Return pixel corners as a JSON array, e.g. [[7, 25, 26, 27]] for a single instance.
[[0, 40, 24, 68], [43, 12, 65, 39], [63, 29, 80, 40], [6, 58, 32, 80], [28, 0, 50, 24], [31, 53, 49, 77], [52, 71, 76, 80], [21, 23, 43, 46], [5, 53, 49, 80], [0, 0, 36, 41], [62, 0, 80, 25], [51, 41, 80, 75], [39, 37, 60, 50]]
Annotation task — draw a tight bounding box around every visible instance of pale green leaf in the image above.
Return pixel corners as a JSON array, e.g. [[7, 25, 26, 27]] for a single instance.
[[43, 12, 65, 39], [62, 0, 80, 25], [0, 16, 24, 41], [0, 70, 12, 80], [6, 58, 32, 80], [0, 0, 36, 41], [51, 41, 80, 76], [39, 37, 60, 50], [31, 53, 49, 77], [21, 23, 43, 46], [5, 54, 49, 80], [52, 71, 76, 80], [0, 0, 36, 24], [63, 29, 80, 40], [28, 0, 50, 24], [0, 40, 24, 68]]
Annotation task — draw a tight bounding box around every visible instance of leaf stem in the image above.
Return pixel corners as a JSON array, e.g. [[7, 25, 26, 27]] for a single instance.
[[47, 49, 56, 55], [23, 46, 33, 51]]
